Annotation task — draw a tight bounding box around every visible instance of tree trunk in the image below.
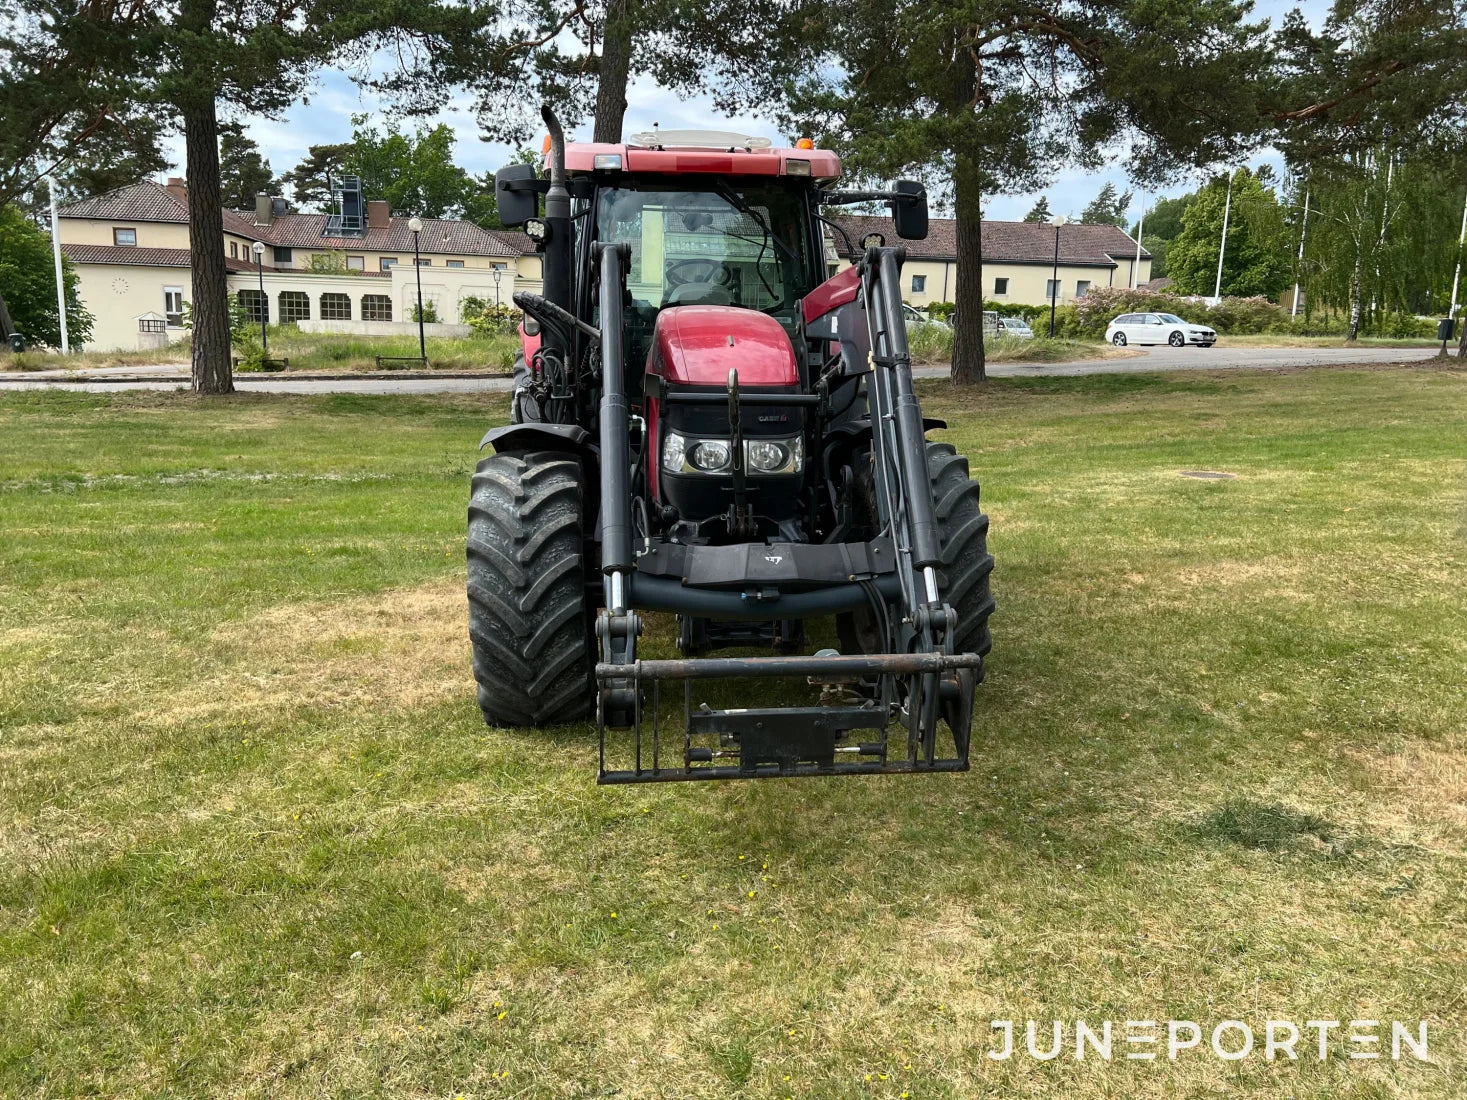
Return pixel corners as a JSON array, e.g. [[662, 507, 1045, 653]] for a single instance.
[[592, 0, 633, 144], [1345, 242, 1363, 343], [950, 153, 987, 385], [184, 96, 233, 394], [0, 287, 15, 339]]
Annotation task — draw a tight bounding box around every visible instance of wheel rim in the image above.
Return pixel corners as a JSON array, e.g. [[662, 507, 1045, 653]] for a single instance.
[[1170, 332, 1184, 346], [1114, 334, 1125, 345]]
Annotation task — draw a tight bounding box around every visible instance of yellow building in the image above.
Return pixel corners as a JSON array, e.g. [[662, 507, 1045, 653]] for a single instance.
[[828, 215, 1151, 308], [55, 181, 1149, 351], [57, 180, 541, 351]]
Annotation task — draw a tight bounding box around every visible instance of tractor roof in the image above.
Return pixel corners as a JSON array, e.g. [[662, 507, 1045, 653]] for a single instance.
[[559, 132, 841, 181]]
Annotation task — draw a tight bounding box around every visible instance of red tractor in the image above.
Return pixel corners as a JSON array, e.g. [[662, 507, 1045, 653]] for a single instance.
[[469, 110, 993, 782]]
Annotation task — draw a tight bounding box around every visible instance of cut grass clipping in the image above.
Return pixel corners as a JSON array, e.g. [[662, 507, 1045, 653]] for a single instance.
[[1, 366, 1465, 1097]]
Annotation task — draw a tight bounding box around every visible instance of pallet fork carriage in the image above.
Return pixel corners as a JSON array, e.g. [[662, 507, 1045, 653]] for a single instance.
[[466, 108, 994, 783]]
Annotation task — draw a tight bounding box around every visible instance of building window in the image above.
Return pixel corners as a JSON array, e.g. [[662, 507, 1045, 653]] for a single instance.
[[138, 317, 167, 334], [362, 294, 393, 321], [993, 277, 1009, 296], [416, 258, 432, 267], [491, 262, 507, 271], [910, 274, 926, 293], [273, 246, 293, 265], [1075, 280, 1092, 298], [113, 228, 137, 247], [380, 257, 398, 271], [447, 259, 465, 268], [230, 242, 238, 259], [1046, 279, 1060, 301], [346, 255, 365, 272], [278, 291, 310, 323], [163, 286, 184, 327], [237, 289, 268, 324], [321, 293, 351, 320]]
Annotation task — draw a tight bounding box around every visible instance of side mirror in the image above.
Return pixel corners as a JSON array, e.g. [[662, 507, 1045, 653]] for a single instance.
[[892, 180, 928, 240], [495, 163, 540, 227]]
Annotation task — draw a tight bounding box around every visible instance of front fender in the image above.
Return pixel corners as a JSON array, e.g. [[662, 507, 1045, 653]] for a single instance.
[[479, 422, 594, 458]]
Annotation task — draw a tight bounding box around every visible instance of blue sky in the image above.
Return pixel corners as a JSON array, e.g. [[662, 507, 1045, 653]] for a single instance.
[[173, 0, 1329, 225]]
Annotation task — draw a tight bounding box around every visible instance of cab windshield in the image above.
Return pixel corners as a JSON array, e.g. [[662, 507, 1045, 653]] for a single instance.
[[596, 184, 814, 316]]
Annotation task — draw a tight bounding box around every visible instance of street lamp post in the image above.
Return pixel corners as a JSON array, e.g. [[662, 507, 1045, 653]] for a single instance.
[[493, 266, 502, 308], [408, 216, 426, 360], [251, 241, 268, 352], [1048, 214, 1068, 338]]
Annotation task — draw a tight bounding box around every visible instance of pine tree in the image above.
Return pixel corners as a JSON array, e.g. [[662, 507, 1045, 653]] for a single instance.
[[784, 0, 1274, 383], [1, 0, 487, 393], [279, 143, 354, 210], [1023, 196, 1053, 222], [218, 123, 278, 210], [1081, 182, 1133, 226]]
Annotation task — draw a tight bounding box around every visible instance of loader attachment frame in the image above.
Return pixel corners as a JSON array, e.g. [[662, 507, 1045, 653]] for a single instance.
[[594, 243, 976, 783]]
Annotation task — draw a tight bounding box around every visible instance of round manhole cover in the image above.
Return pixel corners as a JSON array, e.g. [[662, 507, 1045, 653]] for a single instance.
[[1179, 470, 1237, 480]]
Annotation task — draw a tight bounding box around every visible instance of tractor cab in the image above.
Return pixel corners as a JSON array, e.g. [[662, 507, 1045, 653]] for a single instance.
[[470, 112, 993, 784]]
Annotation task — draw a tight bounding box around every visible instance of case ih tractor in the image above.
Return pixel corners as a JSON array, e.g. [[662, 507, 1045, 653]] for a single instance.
[[468, 110, 993, 783]]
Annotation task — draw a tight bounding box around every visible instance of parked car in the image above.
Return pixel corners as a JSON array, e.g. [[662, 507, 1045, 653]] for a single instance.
[[1106, 312, 1216, 347], [995, 316, 1033, 340], [902, 304, 950, 329]]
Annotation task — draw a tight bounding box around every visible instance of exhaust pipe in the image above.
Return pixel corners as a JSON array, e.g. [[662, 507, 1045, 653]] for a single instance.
[[540, 106, 572, 317]]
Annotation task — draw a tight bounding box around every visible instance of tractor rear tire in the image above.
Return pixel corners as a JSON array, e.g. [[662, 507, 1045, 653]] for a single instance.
[[467, 450, 594, 727], [926, 441, 995, 665]]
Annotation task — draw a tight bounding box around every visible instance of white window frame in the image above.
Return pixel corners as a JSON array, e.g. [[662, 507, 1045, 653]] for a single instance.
[[163, 286, 184, 327], [1046, 279, 1060, 301], [379, 257, 398, 271], [113, 227, 137, 247]]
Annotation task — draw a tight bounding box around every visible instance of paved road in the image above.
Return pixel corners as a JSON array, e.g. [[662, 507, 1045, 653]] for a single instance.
[[0, 344, 1443, 393]]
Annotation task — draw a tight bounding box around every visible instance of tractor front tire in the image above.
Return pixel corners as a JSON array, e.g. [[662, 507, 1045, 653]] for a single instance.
[[926, 441, 995, 666], [467, 450, 594, 727]]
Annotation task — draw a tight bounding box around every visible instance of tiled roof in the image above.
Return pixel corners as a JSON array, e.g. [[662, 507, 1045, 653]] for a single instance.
[[58, 182, 189, 224], [60, 181, 524, 258], [829, 215, 1150, 266], [60, 243, 259, 273], [253, 212, 520, 257]]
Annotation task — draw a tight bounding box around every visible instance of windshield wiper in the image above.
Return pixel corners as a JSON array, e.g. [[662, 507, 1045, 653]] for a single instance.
[[709, 182, 803, 306]]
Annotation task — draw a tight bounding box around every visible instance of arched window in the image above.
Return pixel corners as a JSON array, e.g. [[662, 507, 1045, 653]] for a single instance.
[[362, 294, 393, 322], [320, 293, 351, 320], [278, 291, 310, 323]]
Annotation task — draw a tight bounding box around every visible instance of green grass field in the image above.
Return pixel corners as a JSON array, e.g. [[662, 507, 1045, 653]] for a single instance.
[[1, 368, 1465, 1098]]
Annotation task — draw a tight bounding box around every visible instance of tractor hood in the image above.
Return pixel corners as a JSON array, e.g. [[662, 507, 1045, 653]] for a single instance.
[[647, 306, 798, 388]]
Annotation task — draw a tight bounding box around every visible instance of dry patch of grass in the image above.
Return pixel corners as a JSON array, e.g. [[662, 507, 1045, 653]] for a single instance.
[[199, 577, 469, 718]]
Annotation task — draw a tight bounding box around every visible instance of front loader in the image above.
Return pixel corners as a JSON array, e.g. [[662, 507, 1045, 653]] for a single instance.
[[467, 109, 994, 783]]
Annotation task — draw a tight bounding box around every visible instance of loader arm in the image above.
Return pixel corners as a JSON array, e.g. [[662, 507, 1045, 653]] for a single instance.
[[592, 244, 978, 782]]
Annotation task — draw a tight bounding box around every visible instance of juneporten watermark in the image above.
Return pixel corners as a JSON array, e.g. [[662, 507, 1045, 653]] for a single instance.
[[986, 1019, 1430, 1063]]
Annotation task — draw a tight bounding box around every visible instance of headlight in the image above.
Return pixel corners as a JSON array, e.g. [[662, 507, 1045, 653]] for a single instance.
[[662, 431, 803, 475], [688, 439, 731, 472]]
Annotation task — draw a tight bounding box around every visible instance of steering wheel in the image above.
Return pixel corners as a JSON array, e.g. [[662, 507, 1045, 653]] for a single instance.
[[665, 258, 734, 289]]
